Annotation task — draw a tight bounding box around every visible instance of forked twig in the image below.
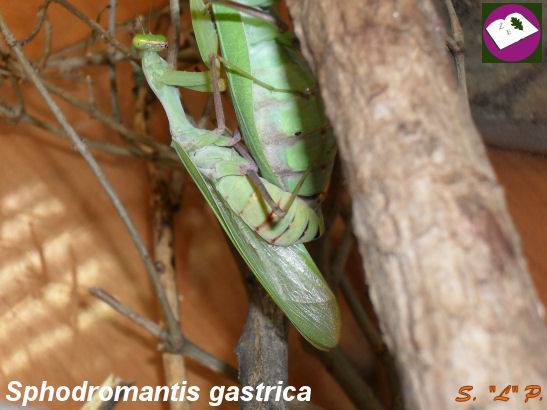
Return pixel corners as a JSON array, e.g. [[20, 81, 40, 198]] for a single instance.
[[0, 11, 183, 353], [89, 288, 238, 381], [0, 101, 144, 158], [18, 0, 136, 65]]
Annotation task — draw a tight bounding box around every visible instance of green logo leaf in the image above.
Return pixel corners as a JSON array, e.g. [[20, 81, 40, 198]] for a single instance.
[[511, 17, 524, 30]]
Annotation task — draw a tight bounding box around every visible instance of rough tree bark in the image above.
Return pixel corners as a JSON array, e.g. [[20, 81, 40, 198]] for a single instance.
[[286, 1, 547, 409]]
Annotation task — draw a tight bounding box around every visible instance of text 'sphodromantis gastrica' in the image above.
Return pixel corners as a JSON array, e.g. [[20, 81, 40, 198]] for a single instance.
[[133, 35, 340, 349]]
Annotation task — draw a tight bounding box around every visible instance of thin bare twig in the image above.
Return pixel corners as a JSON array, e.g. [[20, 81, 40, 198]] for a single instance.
[[184, 342, 238, 382], [43, 44, 199, 71], [0, 12, 182, 351], [38, 20, 52, 70], [197, 94, 213, 129], [18, 0, 137, 65], [47, 49, 125, 71], [341, 276, 383, 354], [168, 0, 181, 68], [444, 0, 467, 101], [7, 74, 24, 120], [315, 347, 385, 410], [81, 374, 132, 410], [0, 101, 143, 158], [90, 288, 164, 338], [89, 288, 238, 381], [95, 3, 111, 26], [107, 0, 121, 121], [330, 222, 354, 288]]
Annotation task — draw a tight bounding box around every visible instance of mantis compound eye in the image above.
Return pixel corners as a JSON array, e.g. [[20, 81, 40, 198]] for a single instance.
[[132, 34, 168, 51]]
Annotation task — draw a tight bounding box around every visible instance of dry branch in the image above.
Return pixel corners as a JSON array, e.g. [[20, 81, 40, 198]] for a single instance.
[[136, 6, 190, 407], [134, 70, 188, 410], [286, 0, 547, 409], [1, 0, 241, 400], [236, 265, 288, 410], [88, 288, 238, 382], [0, 10, 183, 355]]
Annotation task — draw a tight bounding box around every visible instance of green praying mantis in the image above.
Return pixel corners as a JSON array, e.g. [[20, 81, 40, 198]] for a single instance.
[[143, 0, 337, 245], [132, 0, 340, 349]]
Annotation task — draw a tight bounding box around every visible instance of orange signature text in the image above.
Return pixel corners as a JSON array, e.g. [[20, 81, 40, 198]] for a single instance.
[[455, 385, 542, 404]]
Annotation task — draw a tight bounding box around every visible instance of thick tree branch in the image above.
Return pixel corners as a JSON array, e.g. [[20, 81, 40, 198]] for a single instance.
[[236, 264, 288, 410], [286, 1, 547, 409]]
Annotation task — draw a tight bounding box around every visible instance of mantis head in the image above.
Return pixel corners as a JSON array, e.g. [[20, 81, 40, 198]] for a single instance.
[[132, 34, 168, 51]]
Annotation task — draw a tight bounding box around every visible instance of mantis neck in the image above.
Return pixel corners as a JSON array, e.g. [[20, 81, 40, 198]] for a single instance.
[[141, 50, 193, 134]]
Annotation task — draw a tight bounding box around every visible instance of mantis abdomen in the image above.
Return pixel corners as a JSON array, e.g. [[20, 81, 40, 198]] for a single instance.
[[213, 1, 337, 198], [217, 176, 322, 244]]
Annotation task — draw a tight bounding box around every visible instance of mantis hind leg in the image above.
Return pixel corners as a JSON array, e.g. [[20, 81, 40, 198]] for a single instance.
[[218, 56, 311, 97], [278, 167, 312, 214], [209, 56, 285, 217], [209, 54, 227, 136]]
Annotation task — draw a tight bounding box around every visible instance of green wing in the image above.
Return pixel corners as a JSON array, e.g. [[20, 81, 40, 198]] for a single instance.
[[172, 142, 341, 350]]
